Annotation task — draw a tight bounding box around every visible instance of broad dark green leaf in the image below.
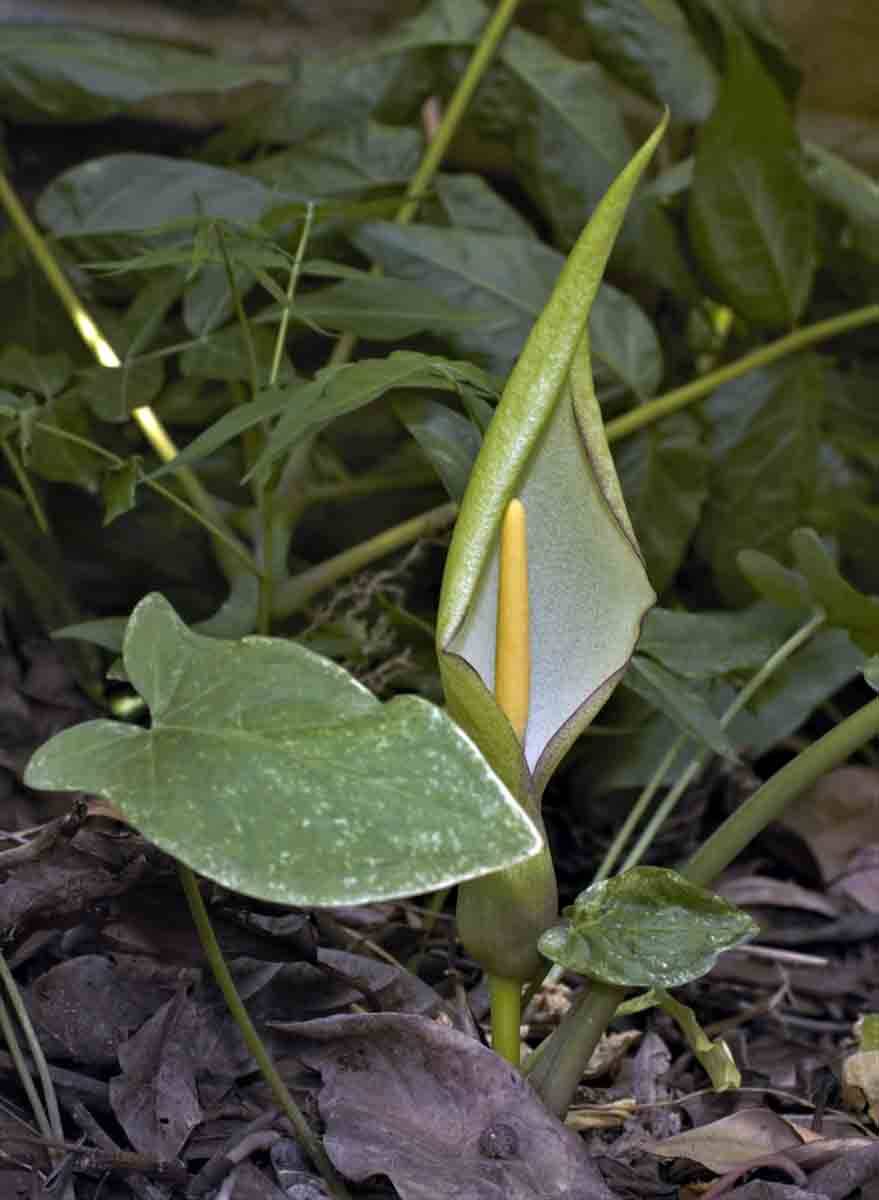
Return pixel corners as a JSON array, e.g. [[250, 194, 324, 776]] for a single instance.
[[823, 367, 879, 470], [246, 121, 422, 197], [616, 415, 709, 593], [638, 602, 802, 680], [0, 347, 72, 398], [183, 260, 254, 339], [436, 173, 537, 238], [538, 866, 756, 988], [286, 277, 498, 341], [0, 29, 285, 122], [698, 356, 824, 603], [688, 19, 815, 326], [354, 222, 657, 382], [353, 223, 562, 376], [207, 0, 484, 156], [394, 397, 481, 501], [723, 627, 864, 751], [722, 0, 802, 98], [500, 26, 634, 249], [580, 0, 718, 122], [626, 655, 738, 759], [37, 156, 273, 239], [25, 593, 541, 906]]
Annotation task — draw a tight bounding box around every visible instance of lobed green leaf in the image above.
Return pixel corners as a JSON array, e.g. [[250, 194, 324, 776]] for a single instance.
[[26, 594, 541, 907]]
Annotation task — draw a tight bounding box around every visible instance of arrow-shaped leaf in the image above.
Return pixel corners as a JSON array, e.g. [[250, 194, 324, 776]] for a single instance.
[[25, 593, 541, 906]]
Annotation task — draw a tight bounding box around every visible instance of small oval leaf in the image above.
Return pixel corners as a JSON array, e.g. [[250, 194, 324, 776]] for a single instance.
[[538, 866, 757, 989]]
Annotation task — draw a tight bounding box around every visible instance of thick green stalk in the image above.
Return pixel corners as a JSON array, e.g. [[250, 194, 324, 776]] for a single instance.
[[682, 695, 879, 888], [523, 981, 623, 1117], [177, 864, 352, 1200], [490, 976, 524, 1066], [605, 304, 879, 444]]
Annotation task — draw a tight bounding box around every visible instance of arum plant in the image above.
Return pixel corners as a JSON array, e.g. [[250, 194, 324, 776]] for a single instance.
[[436, 114, 668, 1065], [523, 526, 879, 1119]]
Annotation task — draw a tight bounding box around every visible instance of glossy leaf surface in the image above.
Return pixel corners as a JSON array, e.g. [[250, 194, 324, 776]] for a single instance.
[[538, 866, 757, 988], [25, 594, 541, 906]]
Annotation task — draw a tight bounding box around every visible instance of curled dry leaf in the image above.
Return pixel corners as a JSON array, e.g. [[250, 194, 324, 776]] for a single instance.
[[271, 1012, 619, 1200]]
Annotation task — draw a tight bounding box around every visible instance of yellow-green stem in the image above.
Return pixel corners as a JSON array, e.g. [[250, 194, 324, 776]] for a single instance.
[[490, 976, 524, 1066], [606, 304, 879, 444], [0, 169, 250, 580], [177, 864, 351, 1200]]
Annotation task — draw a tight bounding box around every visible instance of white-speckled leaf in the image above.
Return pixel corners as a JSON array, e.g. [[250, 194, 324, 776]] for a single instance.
[[24, 594, 541, 905]]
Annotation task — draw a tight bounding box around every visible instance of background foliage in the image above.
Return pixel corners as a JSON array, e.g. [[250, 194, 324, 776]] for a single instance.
[[1, 0, 877, 851]]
